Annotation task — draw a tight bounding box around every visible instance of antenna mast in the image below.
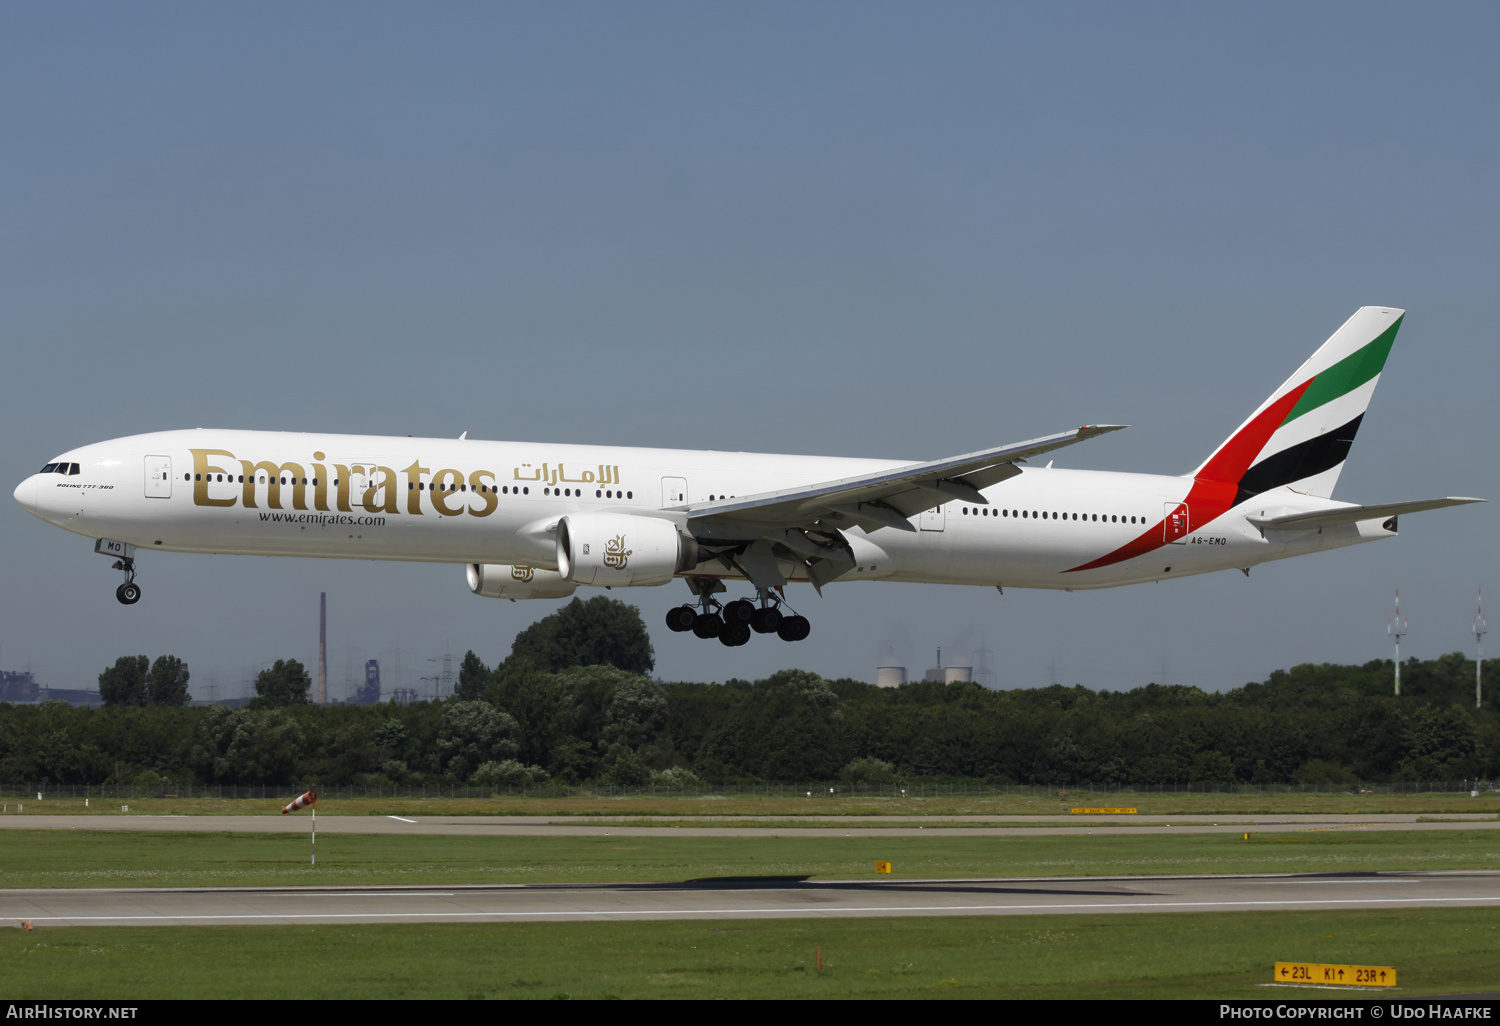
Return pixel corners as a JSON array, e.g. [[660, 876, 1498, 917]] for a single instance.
[[1475, 588, 1487, 710], [1388, 589, 1408, 696]]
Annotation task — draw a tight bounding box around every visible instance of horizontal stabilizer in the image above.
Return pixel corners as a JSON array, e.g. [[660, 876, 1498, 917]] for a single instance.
[[1246, 496, 1484, 530]]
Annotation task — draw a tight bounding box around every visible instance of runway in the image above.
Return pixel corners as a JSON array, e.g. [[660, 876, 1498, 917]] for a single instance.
[[6, 871, 1499, 927], [1, 812, 1496, 837]]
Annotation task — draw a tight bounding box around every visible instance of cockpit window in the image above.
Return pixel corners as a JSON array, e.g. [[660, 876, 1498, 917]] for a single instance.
[[69, 463, 80, 475], [40, 463, 58, 474]]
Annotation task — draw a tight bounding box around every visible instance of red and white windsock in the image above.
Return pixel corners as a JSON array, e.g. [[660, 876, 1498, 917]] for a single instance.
[[281, 790, 317, 814]]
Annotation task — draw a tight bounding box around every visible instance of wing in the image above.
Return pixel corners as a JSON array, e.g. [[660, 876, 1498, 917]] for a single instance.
[[682, 425, 1126, 532], [678, 425, 1126, 591]]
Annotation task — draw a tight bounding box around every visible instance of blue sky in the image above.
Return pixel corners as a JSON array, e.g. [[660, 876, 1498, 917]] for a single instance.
[[2, 3, 1495, 697]]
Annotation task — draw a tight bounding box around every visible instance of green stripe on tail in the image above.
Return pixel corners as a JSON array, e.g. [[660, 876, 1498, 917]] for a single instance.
[[1282, 315, 1402, 425]]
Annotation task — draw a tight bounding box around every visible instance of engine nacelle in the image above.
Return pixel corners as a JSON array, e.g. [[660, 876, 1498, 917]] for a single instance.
[[556, 513, 698, 587], [466, 563, 578, 600]]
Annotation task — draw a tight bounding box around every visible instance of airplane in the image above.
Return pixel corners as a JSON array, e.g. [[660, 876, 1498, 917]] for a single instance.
[[12, 306, 1482, 647]]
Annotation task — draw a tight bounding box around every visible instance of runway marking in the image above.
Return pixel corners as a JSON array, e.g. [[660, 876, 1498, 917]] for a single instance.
[[387, 816, 417, 823], [289, 893, 457, 898], [1281, 878, 1422, 885], [18, 894, 1500, 924]]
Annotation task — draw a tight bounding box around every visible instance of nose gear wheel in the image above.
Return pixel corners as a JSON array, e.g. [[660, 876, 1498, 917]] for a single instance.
[[112, 558, 141, 605]]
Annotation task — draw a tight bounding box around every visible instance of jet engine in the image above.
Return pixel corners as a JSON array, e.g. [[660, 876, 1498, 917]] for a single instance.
[[556, 513, 698, 587], [466, 563, 577, 600]]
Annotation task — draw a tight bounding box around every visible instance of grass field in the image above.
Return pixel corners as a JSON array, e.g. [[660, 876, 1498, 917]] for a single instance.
[[5, 789, 1500, 819], [2, 827, 1498, 889], [2, 908, 1495, 999]]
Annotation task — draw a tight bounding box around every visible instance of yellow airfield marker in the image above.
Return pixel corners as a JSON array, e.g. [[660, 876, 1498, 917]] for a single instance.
[[1274, 962, 1396, 988], [875, 861, 892, 874], [1070, 808, 1137, 814]]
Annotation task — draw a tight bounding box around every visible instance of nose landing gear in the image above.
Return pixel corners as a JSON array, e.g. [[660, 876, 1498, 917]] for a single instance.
[[113, 559, 141, 605], [94, 539, 142, 605]]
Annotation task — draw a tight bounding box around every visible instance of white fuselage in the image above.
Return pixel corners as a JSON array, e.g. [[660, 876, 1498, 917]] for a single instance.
[[12, 428, 1389, 594]]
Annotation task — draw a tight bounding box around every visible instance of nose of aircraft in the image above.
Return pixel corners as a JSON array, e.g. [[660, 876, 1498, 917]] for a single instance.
[[13, 475, 36, 515]]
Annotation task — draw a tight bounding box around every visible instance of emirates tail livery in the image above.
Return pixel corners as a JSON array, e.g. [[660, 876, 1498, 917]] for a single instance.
[[13, 307, 1482, 647]]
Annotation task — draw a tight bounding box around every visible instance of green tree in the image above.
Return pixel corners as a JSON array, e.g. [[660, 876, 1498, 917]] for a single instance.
[[98, 656, 150, 707], [254, 659, 312, 706], [192, 707, 305, 784], [509, 597, 655, 674], [372, 717, 412, 755], [454, 650, 489, 701], [601, 673, 668, 749], [435, 701, 521, 780], [147, 655, 191, 707]]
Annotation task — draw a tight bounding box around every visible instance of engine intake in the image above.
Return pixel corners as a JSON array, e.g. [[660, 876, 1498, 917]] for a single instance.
[[466, 563, 577, 600], [556, 513, 698, 587]]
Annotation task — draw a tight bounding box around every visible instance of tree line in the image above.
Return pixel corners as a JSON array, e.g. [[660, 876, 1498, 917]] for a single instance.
[[1, 598, 1496, 787]]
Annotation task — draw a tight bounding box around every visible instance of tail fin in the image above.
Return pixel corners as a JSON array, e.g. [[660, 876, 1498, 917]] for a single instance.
[[1190, 306, 1403, 505]]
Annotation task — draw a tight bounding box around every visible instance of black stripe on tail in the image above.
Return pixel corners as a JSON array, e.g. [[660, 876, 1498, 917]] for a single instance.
[[1234, 414, 1364, 506]]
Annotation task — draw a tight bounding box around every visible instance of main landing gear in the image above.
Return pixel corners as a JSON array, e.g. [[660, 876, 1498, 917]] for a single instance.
[[113, 558, 141, 605], [665, 583, 810, 646]]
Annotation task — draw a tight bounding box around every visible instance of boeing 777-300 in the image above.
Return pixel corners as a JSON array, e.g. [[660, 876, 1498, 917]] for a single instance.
[[12, 306, 1482, 646]]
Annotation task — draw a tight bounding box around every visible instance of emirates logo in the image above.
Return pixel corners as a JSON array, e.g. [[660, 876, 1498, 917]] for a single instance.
[[511, 565, 535, 582], [603, 534, 632, 570]]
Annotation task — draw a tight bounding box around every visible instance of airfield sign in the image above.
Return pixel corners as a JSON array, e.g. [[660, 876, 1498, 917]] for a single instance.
[[1274, 962, 1396, 987]]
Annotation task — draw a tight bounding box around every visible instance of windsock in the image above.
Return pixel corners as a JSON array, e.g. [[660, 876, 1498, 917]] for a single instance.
[[281, 790, 317, 814]]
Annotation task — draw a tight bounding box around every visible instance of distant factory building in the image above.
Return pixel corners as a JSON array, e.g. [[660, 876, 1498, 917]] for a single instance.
[[0, 670, 38, 703], [353, 659, 382, 705], [918, 648, 972, 684]]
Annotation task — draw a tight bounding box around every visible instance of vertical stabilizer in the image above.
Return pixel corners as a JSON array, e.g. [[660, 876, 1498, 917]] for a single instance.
[[1190, 306, 1402, 504]]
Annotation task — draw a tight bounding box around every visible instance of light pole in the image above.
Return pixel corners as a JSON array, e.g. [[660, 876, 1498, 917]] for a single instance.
[[1388, 590, 1407, 696], [1475, 589, 1487, 710]]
